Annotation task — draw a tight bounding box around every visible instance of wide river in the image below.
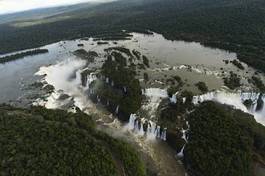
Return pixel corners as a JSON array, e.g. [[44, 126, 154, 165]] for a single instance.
[[0, 32, 248, 104], [0, 32, 265, 176]]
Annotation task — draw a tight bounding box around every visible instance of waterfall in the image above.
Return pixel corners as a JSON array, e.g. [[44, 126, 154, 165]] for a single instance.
[[123, 86, 127, 93], [106, 77, 109, 84], [86, 73, 97, 88], [181, 128, 188, 142], [183, 97, 186, 104], [155, 126, 160, 138], [192, 91, 264, 109], [75, 69, 82, 85], [115, 105, 120, 114], [97, 95, 101, 103], [161, 128, 167, 140], [126, 114, 167, 141], [170, 92, 178, 104], [177, 144, 185, 158], [193, 91, 265, 125], [142, 88, 168, 119], [192, 91, 216, 104], [256, 94, 264, 112], [89, 89, 95, 95]]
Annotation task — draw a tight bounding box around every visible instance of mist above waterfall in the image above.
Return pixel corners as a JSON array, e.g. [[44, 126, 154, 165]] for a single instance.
[[35, 57, 95, 110], [36, 57, 86, 91], [35, 56, 265, 128]]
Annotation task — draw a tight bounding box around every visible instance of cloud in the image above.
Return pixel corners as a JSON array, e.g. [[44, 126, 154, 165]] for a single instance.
[[0, 0, 105, 15]]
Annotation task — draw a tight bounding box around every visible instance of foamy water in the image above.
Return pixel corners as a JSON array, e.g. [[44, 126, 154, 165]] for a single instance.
[[35, 56, 265, 127], [125, 114, 167, 141], [34, 57, 170, 141], [193, 91, 265, 125], [141, 88, 168, 119], [35, 57, 95, 110]]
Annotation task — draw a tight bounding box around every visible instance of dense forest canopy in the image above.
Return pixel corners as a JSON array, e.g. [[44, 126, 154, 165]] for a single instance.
[[0, 0, 265, 72], [184, 101, 265, 176], [0, 105, 146, 176], [1, 1, 265, 175], [0, 49, 48, 64]]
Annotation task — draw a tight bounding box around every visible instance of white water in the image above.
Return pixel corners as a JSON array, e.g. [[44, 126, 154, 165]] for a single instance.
[[29, 32, 264, 149], [126, 114, 167, 141], [193, 91, 265, 125], [115, 105, 120, 114], [177, 121, 190, 158], [34, 57, 169, 142], [1, 31, 249, 175], [177, 144, 185, 158], [142, 88, 168, 119], [35, 57, 95, 110], [85, 72, 97, 88]]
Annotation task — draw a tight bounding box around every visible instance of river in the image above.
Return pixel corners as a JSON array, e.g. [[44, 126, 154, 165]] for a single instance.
[[0, 32, 264, 175]]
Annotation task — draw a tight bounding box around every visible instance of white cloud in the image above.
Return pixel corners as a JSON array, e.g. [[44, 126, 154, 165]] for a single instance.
[[0, 0, 105, 15]]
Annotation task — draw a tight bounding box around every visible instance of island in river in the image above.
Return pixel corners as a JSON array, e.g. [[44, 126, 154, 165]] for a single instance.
[[0, 30, 265, 176]]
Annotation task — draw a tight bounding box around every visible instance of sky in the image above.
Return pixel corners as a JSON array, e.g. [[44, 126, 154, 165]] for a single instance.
[[0, 0, 106, 15]]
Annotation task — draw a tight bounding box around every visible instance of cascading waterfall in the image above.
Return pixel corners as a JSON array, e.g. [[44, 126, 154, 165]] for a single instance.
[[75, 69, 82, 85], [177, 145, 185, 158], [86, 73, 97, 88], [142, 88, 168, 119], [115, 105, 120, 114], [193, 91, 265, 125], [127, 114, 167, 141], [106, 77, 109, 84], [177, 122, 189, 158], [123, 86, 127, 93], [35, 58, 95, 110], [105, 77, 115, 87], [169, 92, 178, 104], [84, 73, 122, 116], [192, 91, 265, 111], [97, 95, 101, 103], [89, 89, 95, 95], [78, 68, 97, 88]]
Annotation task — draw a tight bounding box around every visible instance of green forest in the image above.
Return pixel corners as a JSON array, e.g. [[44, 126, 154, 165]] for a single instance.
[[0, 49, 48, 64], [1, 0, 265, 175], [184, 101, 265, 176], [0, 105, 146, 176], [87, 47, 142, 121], [0, 0, 265, 72]]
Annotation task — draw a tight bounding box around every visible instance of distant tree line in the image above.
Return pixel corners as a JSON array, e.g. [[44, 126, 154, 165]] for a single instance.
[[0, 49, 48, 64], [0, 0, 265, 73]]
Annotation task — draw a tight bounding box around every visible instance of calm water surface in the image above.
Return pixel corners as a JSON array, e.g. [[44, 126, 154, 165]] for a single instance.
[[0, 32, 252, 104]]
